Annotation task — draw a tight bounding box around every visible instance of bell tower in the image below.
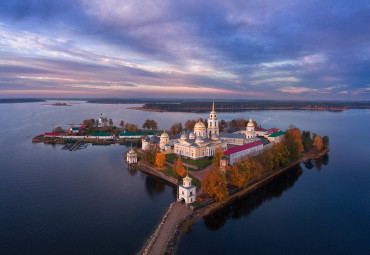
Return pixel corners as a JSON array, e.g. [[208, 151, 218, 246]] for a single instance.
[[207, 101, 219, 138]]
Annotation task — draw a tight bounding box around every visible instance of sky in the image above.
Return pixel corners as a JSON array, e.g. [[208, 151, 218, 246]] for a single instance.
[[0, 0, 369, 100]]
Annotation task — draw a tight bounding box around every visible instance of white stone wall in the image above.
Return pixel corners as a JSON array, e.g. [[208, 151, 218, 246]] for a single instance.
[[228, 144, 263, 165]]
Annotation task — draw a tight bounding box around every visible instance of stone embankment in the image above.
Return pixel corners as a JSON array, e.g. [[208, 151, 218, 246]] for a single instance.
[[137, 162, 178, 185], [140, 202, 192, 255]]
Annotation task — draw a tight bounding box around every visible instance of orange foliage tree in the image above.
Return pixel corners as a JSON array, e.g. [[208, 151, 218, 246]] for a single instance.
[[202, 168, 228, 201], [155, 152, 166, 168], [314, 135, 324, 151], [175, 157, 186, 177]]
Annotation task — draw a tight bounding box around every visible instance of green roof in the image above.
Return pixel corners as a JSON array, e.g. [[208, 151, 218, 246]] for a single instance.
[[71, 127, 79, 130], [120, 131, 154, 136], [92, 133, 112, 136], [269, 131, 286, 137]]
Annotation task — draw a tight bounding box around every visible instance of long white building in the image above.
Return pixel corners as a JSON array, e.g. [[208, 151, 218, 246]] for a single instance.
[[223, 140, 263, 165]]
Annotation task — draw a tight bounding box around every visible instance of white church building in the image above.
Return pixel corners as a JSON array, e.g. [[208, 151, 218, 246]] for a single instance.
[[178, 174, 196, 204]]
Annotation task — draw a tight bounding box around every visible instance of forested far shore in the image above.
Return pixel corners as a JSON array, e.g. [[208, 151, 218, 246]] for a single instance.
[[142, 100, 370, 112], [0, 99, 46, 103]]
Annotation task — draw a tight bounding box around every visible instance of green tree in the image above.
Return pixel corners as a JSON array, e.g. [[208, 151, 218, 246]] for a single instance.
[[322, 136, 329, 148]]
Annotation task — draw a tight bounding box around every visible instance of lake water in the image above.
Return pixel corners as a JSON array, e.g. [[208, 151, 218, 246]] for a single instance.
[[0, 101, 369, 254]]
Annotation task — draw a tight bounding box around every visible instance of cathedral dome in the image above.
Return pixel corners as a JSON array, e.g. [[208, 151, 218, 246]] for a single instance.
[[160, 131, 169, 138], [247, 117, 254, 127], [181, 133, 188, 140], [195, 136, 204, 143], [189, 132, 195, 139], [194, 121, 206, 130]]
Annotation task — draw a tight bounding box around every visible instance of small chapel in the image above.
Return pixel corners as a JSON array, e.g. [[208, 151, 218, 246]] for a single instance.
[[178, 174, 196, 204]]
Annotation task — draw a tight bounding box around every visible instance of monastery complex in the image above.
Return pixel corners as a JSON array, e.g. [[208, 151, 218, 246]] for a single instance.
[[142, 102, 286, 166]]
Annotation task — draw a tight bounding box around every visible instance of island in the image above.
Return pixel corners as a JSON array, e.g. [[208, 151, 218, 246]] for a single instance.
[[32, 103, 330, 255]]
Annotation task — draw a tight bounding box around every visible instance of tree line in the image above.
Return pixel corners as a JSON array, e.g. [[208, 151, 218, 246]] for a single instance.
[[202, 126, 329, 201]]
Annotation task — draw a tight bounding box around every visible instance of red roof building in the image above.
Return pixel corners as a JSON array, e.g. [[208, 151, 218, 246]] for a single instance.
[[224, 140, 263, 155], [44, 133, 60, 137], [267, 128, 280, 134], [224, 140, 264, 165]]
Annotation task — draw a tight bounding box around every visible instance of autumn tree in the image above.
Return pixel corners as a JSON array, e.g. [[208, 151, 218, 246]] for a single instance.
[[172, 158, 177, 176], [53, 126, 64, 133], [314, 135, 324, 151], [212, 146, 224, 168], [170, 122, 183, 134], [270, 142, 290, 169], [143, 119, 158, 130], [143, 144, 158, 165], [236, 118, 246, 128], [119, 120, 125, 129], [285, 127, 304, 161], [219, 120, 227, 131], [83, 119, 95, 128], [227, 164, 245, 188], [185, 120, 196, 131], [155, 152, 166, 168], [175, 156, 186, 177], [202, 168, 228, 201], [322, 136, 329, 148]]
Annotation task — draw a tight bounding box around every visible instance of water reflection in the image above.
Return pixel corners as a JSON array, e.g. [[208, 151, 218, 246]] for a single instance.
[[127, 165, 138, 177], [203, 165, 304, 231], [144, 175, 166, 195], [303, 153, 329, 171]]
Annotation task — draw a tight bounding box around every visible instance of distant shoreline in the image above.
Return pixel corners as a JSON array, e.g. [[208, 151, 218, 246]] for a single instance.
[[127, 106, 352, 112]]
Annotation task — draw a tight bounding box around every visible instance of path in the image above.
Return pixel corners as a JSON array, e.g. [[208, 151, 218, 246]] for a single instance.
[[189, 164, 214, 195], [143, 202, 191, 255]]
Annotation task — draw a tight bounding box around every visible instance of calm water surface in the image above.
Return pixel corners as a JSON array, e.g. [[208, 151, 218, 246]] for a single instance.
[[0, 101, 369, 254]]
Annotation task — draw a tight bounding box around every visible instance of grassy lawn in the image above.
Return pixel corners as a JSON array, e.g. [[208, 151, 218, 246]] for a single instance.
[[166, 153, 212, 167]]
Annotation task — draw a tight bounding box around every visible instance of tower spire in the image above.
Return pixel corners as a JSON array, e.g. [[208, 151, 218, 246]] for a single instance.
[[212, 99, 215, 112]]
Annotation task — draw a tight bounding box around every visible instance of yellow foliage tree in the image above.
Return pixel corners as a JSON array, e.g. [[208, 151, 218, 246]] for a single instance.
[[202, 168, 228, 201], [155, 152, 166, 168], [314, 135, 324, 151], [285, 127, 304, 160], [227, 164, 245, 188]]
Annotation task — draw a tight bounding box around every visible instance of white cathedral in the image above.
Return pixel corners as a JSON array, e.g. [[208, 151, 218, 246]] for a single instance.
[[173, 102, 228, 159]]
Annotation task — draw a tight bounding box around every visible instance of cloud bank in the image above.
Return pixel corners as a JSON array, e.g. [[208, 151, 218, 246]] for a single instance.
[[0, 0, 369, 99]]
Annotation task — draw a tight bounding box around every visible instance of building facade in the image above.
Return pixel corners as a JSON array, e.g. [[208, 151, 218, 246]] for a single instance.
[[126, 145, 137, 164], [246, 117, 255, 139], [178, 174, 196, 204], [223, 140, 264, 165], [267, 131, 285, 143], [174, 106, 227, 159], [207, 101, 219, 138]]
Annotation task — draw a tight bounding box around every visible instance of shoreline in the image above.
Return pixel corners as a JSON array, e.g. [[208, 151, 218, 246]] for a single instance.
[[127, 106, 349, 112], [145, 147, 330, 255]]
